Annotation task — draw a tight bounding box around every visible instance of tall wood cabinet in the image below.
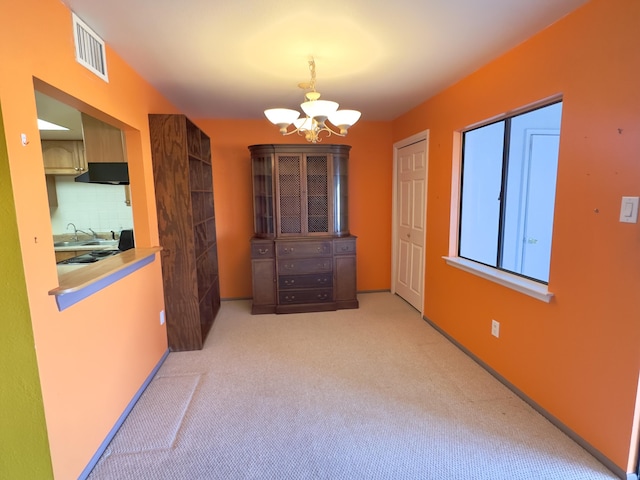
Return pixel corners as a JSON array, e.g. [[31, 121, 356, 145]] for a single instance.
[[249, 144, 358, 314], [149, 114, 220, 351]]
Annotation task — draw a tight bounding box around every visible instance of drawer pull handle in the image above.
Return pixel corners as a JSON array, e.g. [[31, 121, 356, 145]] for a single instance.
[[341, 246, 350, 251], [284, 264, 295, 270], [317, 278, 327, 284], [284, 295, 295, 302], [258, 248, 269, 255], [317, 293, 328, 300], [284, 279, 295, 285], [284, 247, 294, 254]]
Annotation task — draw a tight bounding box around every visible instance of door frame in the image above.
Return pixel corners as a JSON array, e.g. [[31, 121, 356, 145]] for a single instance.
[[391, 130, 429, 315]]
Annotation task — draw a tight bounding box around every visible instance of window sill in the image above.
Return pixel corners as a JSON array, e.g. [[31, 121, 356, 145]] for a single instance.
[[443, 256, 553, 303]]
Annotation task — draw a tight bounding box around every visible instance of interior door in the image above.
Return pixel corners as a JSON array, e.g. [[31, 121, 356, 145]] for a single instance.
[[395, 140, 427, 311], [518, 130, 560, 282]]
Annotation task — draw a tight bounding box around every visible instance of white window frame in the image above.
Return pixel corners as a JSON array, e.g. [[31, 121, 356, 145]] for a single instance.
[[443, 96, 562, 303]]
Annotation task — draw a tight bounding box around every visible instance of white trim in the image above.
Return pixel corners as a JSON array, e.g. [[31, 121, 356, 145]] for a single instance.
[[443, 256, 554, 303], [462, 94, 563, 132], [391, 130, 429, 315]]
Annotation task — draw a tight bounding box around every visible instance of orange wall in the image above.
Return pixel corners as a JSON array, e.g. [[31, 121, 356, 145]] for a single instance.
[[4, 0, 639, 477], [393, 0, 640, 472], [197, 119, 394, 298], [0, 0, 176, 478]]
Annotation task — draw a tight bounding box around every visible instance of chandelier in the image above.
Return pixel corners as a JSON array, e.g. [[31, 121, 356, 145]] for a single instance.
[[264, 58, 361, 143]]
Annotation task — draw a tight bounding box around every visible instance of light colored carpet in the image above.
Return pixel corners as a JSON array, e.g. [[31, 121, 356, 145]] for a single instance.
[[88, 292, 618, 479]]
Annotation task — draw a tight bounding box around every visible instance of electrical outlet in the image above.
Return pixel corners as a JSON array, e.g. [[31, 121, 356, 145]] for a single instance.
[[491, 319, 500, 338], [160, 309, 165, 326]]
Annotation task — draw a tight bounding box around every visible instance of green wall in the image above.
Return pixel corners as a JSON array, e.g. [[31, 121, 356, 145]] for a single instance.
[[0, 105, 53, 477]]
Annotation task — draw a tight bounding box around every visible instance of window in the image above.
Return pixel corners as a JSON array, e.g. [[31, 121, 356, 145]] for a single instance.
[[458, 101, 562, 284]]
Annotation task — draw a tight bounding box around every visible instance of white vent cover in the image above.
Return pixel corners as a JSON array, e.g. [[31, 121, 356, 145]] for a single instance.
[[72, 13, 108, 82]]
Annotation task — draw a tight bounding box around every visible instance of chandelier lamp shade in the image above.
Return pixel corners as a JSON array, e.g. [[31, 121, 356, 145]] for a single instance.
[[264, 59, 361, 143]]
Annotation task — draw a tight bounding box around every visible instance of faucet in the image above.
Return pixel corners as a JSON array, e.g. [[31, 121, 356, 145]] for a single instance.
[[67, 222, 78, 241], [66, 223, 96, 241]]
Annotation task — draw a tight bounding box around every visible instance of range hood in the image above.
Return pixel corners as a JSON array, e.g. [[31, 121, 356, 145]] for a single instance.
[[75, 162, 129, 185]]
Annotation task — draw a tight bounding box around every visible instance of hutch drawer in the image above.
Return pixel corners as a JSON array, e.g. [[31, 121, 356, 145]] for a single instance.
[[334, 237, 356, 255], [278, 258, 332, 274], [279, 288, 333, 305], [251, 239, 275, 258], [276, 240, 332, 258], [279, 273, 333, 290]]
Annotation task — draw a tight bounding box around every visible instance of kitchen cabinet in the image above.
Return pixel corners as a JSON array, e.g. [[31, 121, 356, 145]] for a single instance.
[[55, 251, 79, 263], [42, 140, 86, 175], [149, 114, 220, 351], [249, 144, 358, 314], [41, 114, 126, 175], [81, 113, 126, 163]]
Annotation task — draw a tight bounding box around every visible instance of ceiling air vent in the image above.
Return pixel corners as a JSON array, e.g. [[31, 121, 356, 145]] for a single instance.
[[72, 13, 108, 82]]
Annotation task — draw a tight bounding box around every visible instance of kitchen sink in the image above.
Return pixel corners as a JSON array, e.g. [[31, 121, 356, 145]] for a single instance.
[[54, 239, 118, 247], [54, 241, 80, 247]]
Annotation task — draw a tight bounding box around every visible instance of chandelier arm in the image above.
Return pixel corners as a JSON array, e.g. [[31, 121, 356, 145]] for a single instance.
[[278, 127, 303, 136], [319, 124, 346, 137], [271, 118, 348, 143]]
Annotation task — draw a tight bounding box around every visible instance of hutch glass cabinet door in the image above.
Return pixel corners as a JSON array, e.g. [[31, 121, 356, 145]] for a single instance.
[[332, 151, 349, 236], [252, 153, 275, 237]]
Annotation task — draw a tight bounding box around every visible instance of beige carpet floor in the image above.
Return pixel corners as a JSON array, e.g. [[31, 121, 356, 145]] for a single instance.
[[88, 292, 618, 479]]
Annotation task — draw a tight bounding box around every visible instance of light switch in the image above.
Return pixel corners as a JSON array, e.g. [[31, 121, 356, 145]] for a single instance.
[[619, 196, 639, 223]]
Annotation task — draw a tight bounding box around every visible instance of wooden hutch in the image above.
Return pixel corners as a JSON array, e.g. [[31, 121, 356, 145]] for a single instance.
[[249, 144, 358, 314]]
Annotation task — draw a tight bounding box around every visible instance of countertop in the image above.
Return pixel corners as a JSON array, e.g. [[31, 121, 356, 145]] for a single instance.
[[50, 247, 162, 296]]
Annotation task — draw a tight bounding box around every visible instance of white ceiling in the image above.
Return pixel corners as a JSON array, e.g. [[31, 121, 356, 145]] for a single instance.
[[58, 0, 589, 122]]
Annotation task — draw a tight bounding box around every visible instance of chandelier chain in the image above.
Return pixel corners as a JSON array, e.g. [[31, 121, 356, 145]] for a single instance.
[[307, 58, 317, 92]]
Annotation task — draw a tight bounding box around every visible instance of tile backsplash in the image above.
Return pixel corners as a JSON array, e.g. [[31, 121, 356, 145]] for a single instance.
[[50, 176, 133, 235]]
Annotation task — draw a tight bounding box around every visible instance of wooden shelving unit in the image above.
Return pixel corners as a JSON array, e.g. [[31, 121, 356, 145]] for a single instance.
[[149, 114, 220, 351]]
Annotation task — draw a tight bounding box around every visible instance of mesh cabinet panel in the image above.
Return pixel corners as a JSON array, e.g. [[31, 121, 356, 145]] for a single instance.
[[278, 155, 302, 234], [306, 156, 328, 232]]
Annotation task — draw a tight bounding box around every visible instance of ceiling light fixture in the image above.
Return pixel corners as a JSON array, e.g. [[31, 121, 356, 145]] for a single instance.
[[264, 58, 361, 143]]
